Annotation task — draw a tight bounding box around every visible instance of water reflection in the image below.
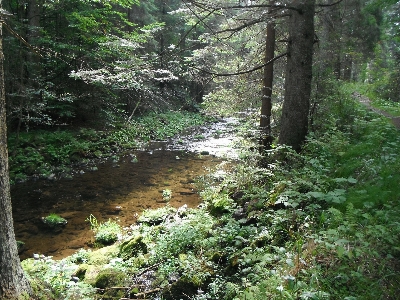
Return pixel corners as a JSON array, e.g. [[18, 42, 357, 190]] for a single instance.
[[12, 118, 239, 260]]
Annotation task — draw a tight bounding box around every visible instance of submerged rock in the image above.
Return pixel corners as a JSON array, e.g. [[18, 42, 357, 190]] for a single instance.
[[105, 205, 123, 215], [41, 214, 68, 232]]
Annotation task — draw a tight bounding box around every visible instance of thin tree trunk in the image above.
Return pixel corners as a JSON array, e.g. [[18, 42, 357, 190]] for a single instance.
[[0, 3, 33, 298], [319, 0, 341, 78], [343, 54, 352, 80], [278, 0, 315, 152], [260, 8, 275, 150], [26, 0, 41, 85]]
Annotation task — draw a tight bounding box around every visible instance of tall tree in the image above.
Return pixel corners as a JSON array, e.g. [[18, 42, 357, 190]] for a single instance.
[[180, 0, 317, 150], [278, 0, 315, 151], [260, 4, 276, 149], [0, 3, 33, 299]]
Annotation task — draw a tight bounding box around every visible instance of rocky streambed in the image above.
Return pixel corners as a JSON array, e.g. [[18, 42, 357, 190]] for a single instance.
[[12, 118, 241, 260]]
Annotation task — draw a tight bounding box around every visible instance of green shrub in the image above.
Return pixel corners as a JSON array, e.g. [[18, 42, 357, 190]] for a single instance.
[[67, 248, 91, 264], [200, 188, 235, 215], [22, 256, 96, 299], [137, 205, 176, 225], [94, 220, 122, 245], [86, 214, 122, 245], [149, 210, 215, 262]]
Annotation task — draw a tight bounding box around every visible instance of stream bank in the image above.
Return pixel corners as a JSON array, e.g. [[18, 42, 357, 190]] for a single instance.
[[12, 118, 240, 260]]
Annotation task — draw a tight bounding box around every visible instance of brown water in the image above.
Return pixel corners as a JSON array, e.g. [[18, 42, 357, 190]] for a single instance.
[[11, 118, 240, 260]]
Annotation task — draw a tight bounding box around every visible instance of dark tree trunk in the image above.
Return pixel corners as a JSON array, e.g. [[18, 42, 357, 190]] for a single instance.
[[319, 0, 342, 79], [343, 54, 352, 80], [0, 4, 33, 298], [26, 0, 41, 84], [260, 12, 275, 150], [278, 0, 315, 152]]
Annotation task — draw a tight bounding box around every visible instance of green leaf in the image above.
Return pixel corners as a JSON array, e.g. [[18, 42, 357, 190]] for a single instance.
[[333, 177, 348, 183], [337, 245, 346, 258], [347, 177, 358, 183], [307, 191, 325, 199]]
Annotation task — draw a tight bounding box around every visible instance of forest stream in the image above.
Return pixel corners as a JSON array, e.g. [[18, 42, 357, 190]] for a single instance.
[[12, 118, 240, 260]]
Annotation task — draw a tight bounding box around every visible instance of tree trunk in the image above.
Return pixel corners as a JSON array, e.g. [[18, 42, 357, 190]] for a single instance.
[[343, 54, 352, 80], [26, 0, 41, 84], [278, 0, 315, 152], [319, 0, 342, 79], [0, 3, 33, 298], [259, 9, 275, 150]]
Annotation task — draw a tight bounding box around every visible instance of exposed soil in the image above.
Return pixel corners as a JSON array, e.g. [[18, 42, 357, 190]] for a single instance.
[[353, 92, 400, 129]]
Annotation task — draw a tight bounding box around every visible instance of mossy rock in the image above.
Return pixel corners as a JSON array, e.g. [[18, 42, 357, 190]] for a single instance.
[[208, 251, 227, 264], [28, 276, 57, 300], [161, 277, 200, 300], [87, 244, 119, 265], [75, 264, 89, 281], [94, 268, 128, 298], [137, 205, 176, 225], [80, 264, 103, 286], [94, 268, 127, 288], [119, 234, 147, 260]]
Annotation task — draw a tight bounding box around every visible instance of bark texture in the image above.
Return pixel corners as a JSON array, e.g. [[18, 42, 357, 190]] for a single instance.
[[278, 0, 315, 151], [0, 4, 33, 298]]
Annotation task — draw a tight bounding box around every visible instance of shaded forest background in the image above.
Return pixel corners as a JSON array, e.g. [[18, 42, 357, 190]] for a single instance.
[[3, 0, 399, 133]]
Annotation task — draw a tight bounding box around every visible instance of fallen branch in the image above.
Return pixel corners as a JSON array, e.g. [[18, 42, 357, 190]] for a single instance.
[[192, 52, 288, 77], [135, 262, 162, 277], [132, 288, 161, 298]]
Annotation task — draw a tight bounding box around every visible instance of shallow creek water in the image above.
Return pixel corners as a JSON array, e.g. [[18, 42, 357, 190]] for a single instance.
[[12, 118, 240, 260]]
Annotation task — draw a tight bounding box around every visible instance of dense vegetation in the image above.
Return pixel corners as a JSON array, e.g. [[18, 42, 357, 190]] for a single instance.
[[19, 82, 400, 299], [4, 0, 202, 132], [1, 0, 400, 298], [8, 111, 212, 183]]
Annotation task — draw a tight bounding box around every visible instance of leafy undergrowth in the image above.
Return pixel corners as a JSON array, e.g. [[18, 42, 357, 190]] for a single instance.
[[8, 111, 213, 184], [22, 89, 400, 299]]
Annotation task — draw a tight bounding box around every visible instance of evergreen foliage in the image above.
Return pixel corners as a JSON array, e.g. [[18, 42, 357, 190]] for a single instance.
[[3, 0, 198, 131]]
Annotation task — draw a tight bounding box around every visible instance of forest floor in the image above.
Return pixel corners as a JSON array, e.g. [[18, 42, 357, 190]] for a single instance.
[[20, 93, 400, 299], [353, 92, 400, 129]]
